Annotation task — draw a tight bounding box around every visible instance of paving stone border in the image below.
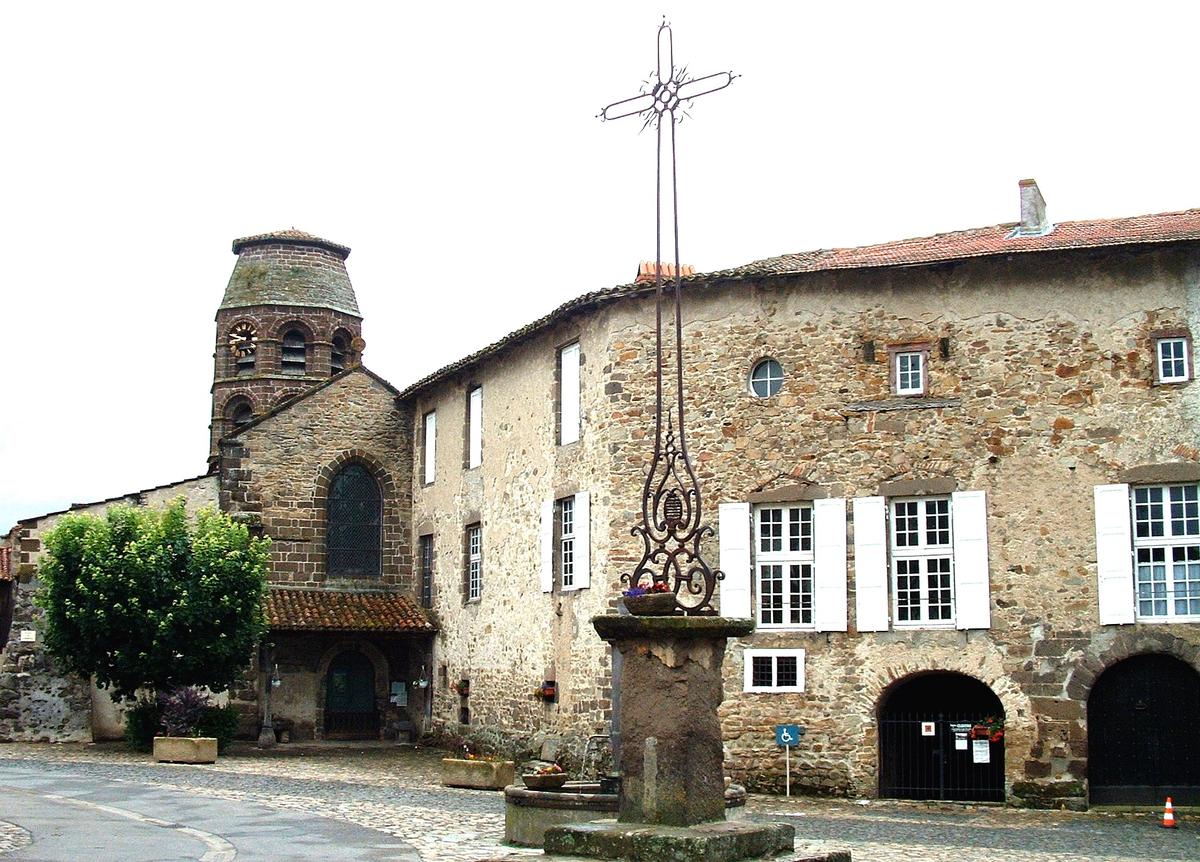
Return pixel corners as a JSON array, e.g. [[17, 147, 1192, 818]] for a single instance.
[[0, 821, 32, 855]]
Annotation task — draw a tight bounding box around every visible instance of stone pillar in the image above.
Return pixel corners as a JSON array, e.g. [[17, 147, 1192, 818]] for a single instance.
[[592, 615, 754, 827]]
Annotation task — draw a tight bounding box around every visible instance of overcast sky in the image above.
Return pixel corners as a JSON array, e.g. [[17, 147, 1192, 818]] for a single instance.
[[3, 1, 1199, 531]]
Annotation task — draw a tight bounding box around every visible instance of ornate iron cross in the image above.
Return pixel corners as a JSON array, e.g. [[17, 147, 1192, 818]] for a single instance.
[[601, 19, 736, 615]]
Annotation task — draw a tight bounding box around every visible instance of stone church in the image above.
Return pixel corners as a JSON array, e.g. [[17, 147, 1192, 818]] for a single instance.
[[4, 180, 1200, 808]]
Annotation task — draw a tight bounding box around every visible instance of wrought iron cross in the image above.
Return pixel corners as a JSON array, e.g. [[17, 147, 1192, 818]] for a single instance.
[[601, 19, 736, 615]]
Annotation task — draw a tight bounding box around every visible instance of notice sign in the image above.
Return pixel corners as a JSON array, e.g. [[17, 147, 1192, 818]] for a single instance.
[[955, 732, 969, 751], [972, 739, 991, 764], [920, 721, 935, 736], [19, 630, 35, 643], [390, 682, 408, 707]]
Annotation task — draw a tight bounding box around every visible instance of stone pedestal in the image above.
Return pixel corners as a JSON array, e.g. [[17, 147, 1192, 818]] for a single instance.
[[593, 615, 754, 827]]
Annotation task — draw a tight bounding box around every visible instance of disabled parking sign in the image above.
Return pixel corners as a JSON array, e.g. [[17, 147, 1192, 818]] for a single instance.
[[775, 724, 803, 747]]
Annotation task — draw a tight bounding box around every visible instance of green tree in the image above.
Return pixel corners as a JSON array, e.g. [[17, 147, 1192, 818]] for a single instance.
[[36, 498, 270, 699]]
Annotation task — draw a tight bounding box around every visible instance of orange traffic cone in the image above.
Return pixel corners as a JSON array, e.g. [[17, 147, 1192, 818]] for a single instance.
[[1161, 797, 1178, 829]]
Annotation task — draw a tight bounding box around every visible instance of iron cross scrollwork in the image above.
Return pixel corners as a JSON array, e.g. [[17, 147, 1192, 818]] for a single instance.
[[601, 20, 736, 615]]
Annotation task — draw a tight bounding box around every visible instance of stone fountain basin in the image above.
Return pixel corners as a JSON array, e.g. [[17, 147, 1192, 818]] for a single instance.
[[504, 781, 747, 848]]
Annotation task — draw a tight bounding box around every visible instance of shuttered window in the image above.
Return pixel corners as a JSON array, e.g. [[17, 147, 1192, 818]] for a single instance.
[[1133, 484, 1200, 620]]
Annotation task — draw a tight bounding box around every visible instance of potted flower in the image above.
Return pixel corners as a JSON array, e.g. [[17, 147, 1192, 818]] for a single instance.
[[522, 761, 568, 790], [622, 580, 677, 616], [971, 716, 1004, 742], [441, 742, 516, 790]]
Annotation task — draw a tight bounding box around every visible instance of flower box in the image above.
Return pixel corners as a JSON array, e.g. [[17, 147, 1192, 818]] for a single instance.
[[522, 773, 569, 790], [623, 593, 678, 616], [152, 736, 218, 764], [441, 757, 515, 790]]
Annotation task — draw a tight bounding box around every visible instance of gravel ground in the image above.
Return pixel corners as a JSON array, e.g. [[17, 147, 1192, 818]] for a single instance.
[[0, 742, 1196, 861]]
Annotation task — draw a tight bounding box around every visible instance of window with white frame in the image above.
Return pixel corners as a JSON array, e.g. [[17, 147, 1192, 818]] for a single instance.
[[467, 386, 483, 469], [754, 505, 814, 628], [890, 497, 954, 625], [422, 411, 436, 484], [466, 523, 482, 601], [894, 351, 925, 395], [1156, 337, 1191, 384], [558, 496, 576, 589], [743, 648, 805, 692], [559, 342, 581, 445], [1133, 484, 1200, 620]]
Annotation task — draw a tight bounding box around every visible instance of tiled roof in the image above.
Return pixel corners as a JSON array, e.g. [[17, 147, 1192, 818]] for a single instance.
[[396, 208, 1200, 400], [634, 261, 695, 283], [231, 229, 352, 259], [266, 588, 436, 633], [0, 547, 11, 582]]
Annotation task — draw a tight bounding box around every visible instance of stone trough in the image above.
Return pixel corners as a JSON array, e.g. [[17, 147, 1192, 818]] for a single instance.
[[504, 781, 748, 848]]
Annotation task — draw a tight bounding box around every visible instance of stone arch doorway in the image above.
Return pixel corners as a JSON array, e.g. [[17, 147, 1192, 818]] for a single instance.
[[878, 671, 1005, 802], [1088, 653, 1200, 805], [324, 650, 380, 739]]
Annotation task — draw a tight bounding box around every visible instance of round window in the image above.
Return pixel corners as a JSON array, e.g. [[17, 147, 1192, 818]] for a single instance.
[[750, 359, 784, 397]]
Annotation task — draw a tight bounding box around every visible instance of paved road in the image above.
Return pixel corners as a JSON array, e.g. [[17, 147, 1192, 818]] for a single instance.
[[1, 744, 1199, 862], [0, 763, 419, 861]]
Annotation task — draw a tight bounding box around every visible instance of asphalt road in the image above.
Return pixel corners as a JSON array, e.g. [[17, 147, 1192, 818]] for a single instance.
[[0, 763, 420, 861]]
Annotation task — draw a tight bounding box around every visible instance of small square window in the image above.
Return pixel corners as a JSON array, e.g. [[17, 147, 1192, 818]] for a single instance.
[[743, 648, 806, 692], [1156, 337, 1191, 384], [895, 351, 925, 395]]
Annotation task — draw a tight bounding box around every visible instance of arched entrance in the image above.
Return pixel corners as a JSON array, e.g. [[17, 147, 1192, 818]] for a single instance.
[[1088, 653, 1200, 805], [324, 650, 379, 739], [879, 671, 1005, 802]]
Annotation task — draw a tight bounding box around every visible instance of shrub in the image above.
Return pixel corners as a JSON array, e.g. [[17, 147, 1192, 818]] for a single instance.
[[124, 699, 162, 753], [197, 704, 240, 753]]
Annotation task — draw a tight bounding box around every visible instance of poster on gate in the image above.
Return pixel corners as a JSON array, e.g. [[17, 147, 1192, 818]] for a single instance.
[[972, 739, 990, 764]]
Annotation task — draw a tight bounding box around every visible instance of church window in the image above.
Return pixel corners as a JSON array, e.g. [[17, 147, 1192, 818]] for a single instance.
[[225, 396, 254, 431], [558, 342, 581, 445], [749, 359, 784, 398], [331, 332, 349, 375], [465, 523, 482, 601], [326, 463, 382, 579], [282, 329, 307, 375]]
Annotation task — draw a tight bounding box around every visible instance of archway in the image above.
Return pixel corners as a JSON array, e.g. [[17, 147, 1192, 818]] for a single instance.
[[1088, 653, 1200, 805], [878, 671, 1005, 802], [324, 650, 380, 739]]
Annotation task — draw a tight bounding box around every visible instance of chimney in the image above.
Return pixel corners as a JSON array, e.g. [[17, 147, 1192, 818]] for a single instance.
[[1015, 178, 1051, 236], [634, 261, 696, 284]]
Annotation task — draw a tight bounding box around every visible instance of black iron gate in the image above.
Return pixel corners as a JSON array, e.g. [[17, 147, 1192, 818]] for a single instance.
[[1088, 654, 1200, 805], [880, 711, 1005, 802], [324, 651, 379, 740]]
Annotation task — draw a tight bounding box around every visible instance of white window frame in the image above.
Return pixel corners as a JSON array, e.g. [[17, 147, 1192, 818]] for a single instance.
[[1156, 337, 1191, 384], [753, 504, 815, 630], [749, 359, 784, 398], [559, 495, 576, 590], [559, 342, 581, 445], [1132, 483, 1200, 622], [467, 386, 483, 469], [466, 524, 482, 602], [743, 648, 805, 693], [894, 351, 925, 396], [422, 410, 437, 484], [889, 496, 956, 628]]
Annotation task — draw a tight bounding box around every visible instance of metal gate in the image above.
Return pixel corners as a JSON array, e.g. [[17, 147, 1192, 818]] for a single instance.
[[324, 651, 379, 740], [880, 711, 1005, 802], [1088, 654, 1200, 805]]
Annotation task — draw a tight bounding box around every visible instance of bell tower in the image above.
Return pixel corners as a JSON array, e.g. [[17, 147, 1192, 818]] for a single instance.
[[210, 229, 364, 458]]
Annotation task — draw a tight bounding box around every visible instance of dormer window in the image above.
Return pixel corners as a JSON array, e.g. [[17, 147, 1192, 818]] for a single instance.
[[282, 329, 307, 375]]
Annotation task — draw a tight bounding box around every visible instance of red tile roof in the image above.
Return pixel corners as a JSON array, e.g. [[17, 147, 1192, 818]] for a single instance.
[[0, 547, 11, 582], [634, 261, 696, 283], [266, 588, 435, 633]]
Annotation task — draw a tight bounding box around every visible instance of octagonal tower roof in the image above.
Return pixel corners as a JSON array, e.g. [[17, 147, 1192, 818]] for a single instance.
[[220, 229, 360, 317]]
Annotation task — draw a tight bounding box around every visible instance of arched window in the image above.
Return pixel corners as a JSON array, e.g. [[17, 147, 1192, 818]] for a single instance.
[[225, 396, 254, 430], [331, 332, 349, 375], [228, 321, 257, 376], [327, 463, 382, 579], [282, 328, 307, 375]]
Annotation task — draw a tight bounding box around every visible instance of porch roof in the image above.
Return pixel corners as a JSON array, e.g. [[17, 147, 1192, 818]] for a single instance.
[[266, 588, 436, 633]]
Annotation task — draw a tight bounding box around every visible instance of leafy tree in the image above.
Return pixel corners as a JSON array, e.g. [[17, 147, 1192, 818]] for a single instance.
[[36, 498, 270, 699]]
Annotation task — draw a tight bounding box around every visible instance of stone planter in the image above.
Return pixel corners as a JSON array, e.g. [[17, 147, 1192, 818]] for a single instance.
[[622, 593, 678, 616], [441, 757, 516, 790], [152, 736, 218, 764]]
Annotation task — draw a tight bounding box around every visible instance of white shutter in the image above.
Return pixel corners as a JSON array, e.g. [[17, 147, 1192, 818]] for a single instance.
[[718, 502, 752, 618], [572, 491, 591, 590], [539, 498, 554, 593], [1094, 483, 1135, 625], [951, 490, 991, 630], [468, 387, 482, 468], [853, 496, 889, 632], [560, 343, 580, 445], [813, 497, 848, 632], [423, 411, 437, 484]]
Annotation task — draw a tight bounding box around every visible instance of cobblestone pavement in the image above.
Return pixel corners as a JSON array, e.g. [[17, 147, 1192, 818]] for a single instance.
[[1, 742, 1197, 861], [0, 823, 31, 856]]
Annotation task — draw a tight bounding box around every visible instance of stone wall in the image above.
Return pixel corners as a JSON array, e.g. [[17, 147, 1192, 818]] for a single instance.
[[0, 474, 219, 742]]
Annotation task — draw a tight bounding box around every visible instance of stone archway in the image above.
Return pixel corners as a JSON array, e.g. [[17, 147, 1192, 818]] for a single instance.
[[877, 671, 1006, 802], [315, 639, 389, 740]]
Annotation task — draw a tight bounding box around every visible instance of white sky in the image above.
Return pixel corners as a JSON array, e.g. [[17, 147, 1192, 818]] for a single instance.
[[3, 1, 1199, 532]]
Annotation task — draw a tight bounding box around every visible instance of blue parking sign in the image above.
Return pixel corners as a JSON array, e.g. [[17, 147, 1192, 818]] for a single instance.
[[775, 724, 803, 747]]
